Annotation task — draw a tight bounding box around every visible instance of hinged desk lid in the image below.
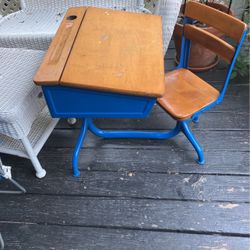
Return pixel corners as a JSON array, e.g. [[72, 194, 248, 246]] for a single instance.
[[34, 7, 165, 97]]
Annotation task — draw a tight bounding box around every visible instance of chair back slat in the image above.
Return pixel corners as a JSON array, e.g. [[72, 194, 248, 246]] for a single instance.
[[184, 24, 235, 63], [185, 1, 247, 43]]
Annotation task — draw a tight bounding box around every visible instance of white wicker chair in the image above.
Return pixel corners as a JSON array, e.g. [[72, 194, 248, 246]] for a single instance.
[[0, 0, 181, 53], [0, 0, 148, 50], [20, 0, 145, 9], [0, 48, 58, 178], [0, 0, 20, 16], [154, 0, 182, 53]]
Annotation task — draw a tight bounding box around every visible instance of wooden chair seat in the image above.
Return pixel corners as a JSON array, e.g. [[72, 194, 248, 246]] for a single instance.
[[157, 69, 219, 121]]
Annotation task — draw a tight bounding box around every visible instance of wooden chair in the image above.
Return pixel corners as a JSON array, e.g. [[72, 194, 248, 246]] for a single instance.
[[157, 1, 247, 164]]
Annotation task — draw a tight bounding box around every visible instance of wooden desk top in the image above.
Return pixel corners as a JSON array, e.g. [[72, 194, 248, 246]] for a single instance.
[[34, 7, 165, 97]]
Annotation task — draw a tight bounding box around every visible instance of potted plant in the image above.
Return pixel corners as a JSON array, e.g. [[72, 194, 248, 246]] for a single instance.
[[231, 1, 249, 79], [174, 0, 234, 72]]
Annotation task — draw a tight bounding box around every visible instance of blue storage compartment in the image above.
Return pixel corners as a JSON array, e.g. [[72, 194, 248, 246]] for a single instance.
[[42, 85, 156, 118]]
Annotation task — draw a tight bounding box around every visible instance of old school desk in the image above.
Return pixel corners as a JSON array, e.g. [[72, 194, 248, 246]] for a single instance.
[[34, 7, 179, 177]]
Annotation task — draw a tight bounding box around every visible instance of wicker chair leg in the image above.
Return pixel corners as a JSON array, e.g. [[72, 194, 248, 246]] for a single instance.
[[0, 233, 4, 250], [21, 136, 46, 178]]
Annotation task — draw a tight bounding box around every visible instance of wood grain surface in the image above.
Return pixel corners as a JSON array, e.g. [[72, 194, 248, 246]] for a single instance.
[[61, 7, 165, 97], [34, 8, 87, 85], [34, 7, 165, 97], [184, 24, 235, 63], [158, 69, 219, 120], [185, 1, 247, 42]]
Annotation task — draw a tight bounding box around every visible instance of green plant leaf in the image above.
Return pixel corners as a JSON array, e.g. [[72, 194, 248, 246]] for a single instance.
[[230, 71, 238, 79]]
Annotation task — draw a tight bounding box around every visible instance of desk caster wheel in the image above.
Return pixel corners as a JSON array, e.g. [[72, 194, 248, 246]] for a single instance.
[[67, 118, 78, 126]]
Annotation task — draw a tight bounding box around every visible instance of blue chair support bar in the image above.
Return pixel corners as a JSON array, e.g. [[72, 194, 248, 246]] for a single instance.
[[72, 118, 205, 176], [88, 119, 181, 139]]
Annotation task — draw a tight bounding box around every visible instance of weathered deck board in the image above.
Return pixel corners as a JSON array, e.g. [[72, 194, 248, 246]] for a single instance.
[[42, 130, 249, 152], [34, 148, 250, 177], [1, 167, 248, 202], [1, 223, 249, 250], [0, 195, 249, 235], [2, 147, 249, 175], [56, 108, 249, 131]]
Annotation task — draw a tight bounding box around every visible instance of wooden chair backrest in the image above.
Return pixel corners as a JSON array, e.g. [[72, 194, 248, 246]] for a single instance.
[[183, 1, 247, 63], [184, 24, 235, 63]]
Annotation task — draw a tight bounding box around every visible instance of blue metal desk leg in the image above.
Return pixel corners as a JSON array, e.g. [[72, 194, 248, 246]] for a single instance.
[[72, 118, 88, 177]]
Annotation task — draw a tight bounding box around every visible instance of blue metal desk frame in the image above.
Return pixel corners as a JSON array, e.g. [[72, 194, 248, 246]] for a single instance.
[[41, 12, 247, 177], [42, 84, 202, 177], [42, 20, 247, 177]]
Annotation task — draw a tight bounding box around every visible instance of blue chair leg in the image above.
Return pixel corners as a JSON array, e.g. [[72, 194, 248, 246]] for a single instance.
[[72, 118, 88, 177], [180, 121, 205, 165]]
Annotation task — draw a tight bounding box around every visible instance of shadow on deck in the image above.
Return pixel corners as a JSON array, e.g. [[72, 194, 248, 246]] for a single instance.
[[0, 42, 249, 249]]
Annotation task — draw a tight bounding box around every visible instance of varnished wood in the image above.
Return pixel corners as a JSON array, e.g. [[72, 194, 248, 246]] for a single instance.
[[175, 23, 235, 63], [34, 7, 165, 97], [184, 24, 235, 63], [34, 8, 87, 85], [61, 7, 165, 97], [185, 1, 247, 42], [158, 2, 246, 121], [157, 69, 219, 121], [174, 23, 183, 38]]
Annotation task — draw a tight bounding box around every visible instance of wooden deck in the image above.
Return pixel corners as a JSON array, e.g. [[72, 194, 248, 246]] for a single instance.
[[0, 42, 249, 249]]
